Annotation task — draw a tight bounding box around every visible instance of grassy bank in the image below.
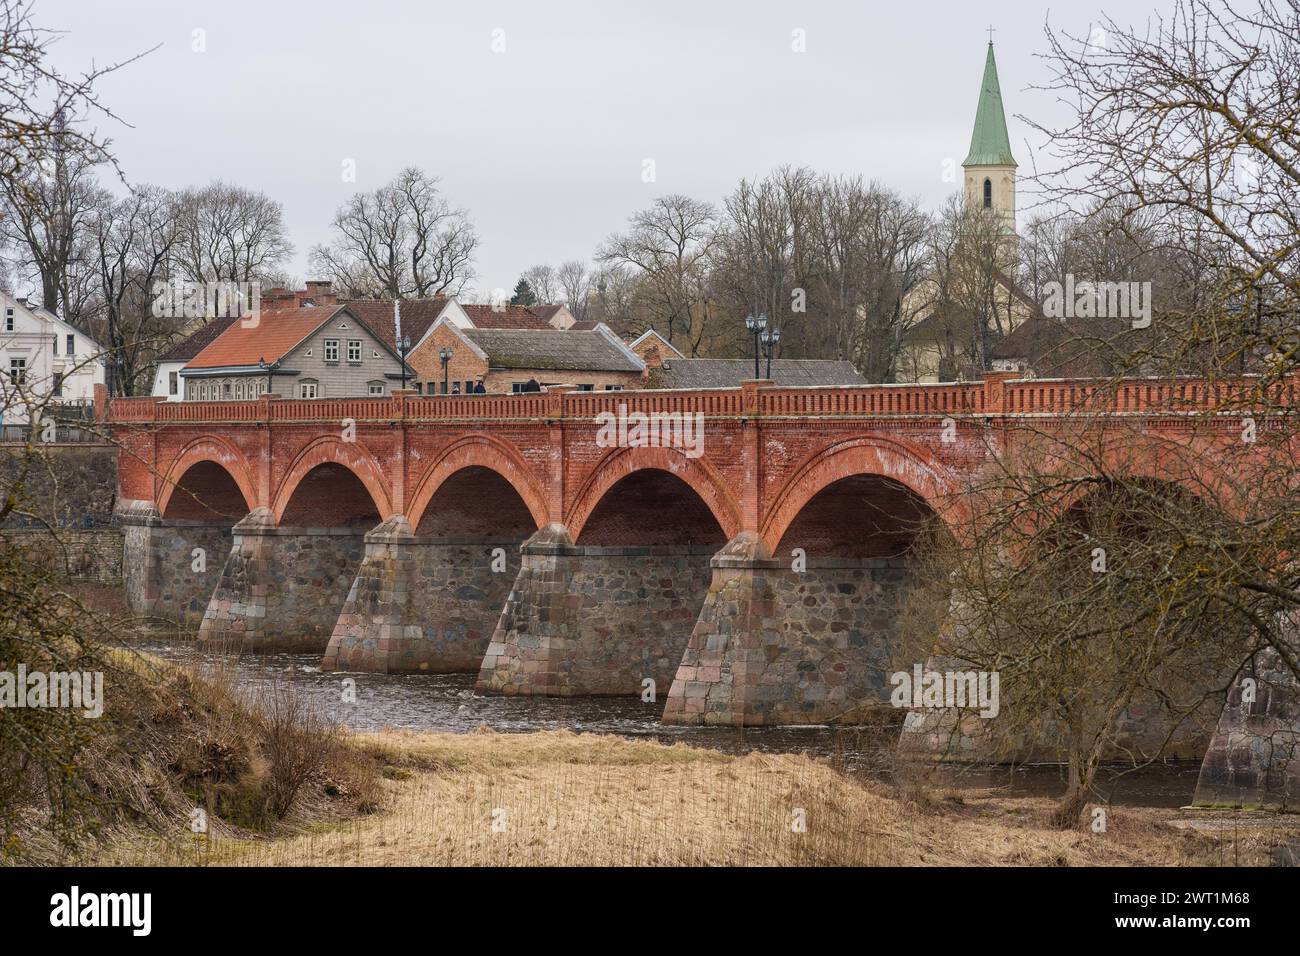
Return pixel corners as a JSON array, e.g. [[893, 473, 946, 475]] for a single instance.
[[105, 727, 1295, 867]]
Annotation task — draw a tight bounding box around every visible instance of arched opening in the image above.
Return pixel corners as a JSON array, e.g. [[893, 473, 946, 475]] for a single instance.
[[939, 477, 1248, 767], [576, 469, 727, 547], [396, 466, 542, 672], [559, 468, 727, 694], [416, 466, 538, 538], [279, 462, 381, 528], [775, 474, 936, 558], [771, 472, 941, 720], [161, 460, 250, 521], [983, 177, 993, 208]]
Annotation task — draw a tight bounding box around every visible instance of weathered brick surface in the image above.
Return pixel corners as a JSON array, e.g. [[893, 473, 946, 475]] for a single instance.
[[476, 525, 713, 696], [322, 517, 521, 673]]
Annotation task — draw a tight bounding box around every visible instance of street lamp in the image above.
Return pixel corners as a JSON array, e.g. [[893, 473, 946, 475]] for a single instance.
[[439, 346, 453, 395], [761, 326, 781, 380], [398, 334, 412, 390], [744, 313, 768, 379]]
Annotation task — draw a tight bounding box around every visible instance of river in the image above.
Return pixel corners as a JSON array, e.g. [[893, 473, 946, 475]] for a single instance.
[[138, 640, 1203, 808]]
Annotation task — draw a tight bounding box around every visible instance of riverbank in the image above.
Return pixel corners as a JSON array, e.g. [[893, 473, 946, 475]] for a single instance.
[[105, 727, 1295, 867]]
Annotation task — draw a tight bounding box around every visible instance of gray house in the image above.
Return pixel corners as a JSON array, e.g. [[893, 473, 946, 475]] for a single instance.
[[180, 305, 410, 400]]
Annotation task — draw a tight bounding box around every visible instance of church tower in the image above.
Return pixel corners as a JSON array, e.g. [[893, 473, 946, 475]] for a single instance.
[[962, 41, 1017, 234]]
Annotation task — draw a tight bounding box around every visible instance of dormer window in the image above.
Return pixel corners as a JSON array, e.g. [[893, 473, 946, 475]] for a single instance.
[[983, 178, 992, 209]]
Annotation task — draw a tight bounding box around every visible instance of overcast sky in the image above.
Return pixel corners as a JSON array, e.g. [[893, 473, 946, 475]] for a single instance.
[[41, 0, 1124, 298]]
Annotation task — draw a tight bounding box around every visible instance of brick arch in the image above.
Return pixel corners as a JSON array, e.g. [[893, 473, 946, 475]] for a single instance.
[[272, 436, 394, 524], [761, 436, 958, 552], [157, 436, 257, 519], [1022, 430, 1249, 534], [568, 445, 742, 542], [406, 435, 549, 533]]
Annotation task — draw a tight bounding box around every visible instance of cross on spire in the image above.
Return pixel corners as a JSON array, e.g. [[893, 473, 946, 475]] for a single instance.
[[987, 25, 996, 43]]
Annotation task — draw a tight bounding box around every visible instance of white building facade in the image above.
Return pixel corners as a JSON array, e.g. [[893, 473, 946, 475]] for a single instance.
[[0, 292, 105, 426]]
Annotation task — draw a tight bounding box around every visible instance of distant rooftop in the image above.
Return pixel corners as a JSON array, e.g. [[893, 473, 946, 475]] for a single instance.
[[463, 327, 641, 372]]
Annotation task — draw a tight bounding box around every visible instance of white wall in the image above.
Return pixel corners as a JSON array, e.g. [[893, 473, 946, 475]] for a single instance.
[[0, 293, 104, 426]]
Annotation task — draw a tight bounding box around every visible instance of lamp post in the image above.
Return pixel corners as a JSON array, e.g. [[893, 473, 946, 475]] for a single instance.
[[744, 313, 768, 379], [439, 346, 453, 395], [398, 334, 412, 390], [761, 326, 781, 380]]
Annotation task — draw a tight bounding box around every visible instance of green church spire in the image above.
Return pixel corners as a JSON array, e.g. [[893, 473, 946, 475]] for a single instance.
[[963, 42, 1017, 168]]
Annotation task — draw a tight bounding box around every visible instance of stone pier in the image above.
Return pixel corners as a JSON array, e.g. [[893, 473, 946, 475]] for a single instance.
[[197, 508, 367, 653], [476, 524, 713, 696], [116, 499, 233, 626], [321, 515, 522, 673], [1194, 626, 1300, 811], [661, 533, 910, 726]]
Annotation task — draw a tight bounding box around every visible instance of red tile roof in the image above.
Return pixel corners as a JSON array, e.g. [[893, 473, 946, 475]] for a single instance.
[[344, 298, 449, 351], [156, 315, 240, 362], [185, 306, 345, 369], [460, 303, 555, 330]]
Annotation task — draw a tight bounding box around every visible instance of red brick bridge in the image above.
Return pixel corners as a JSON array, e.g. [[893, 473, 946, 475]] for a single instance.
[[110, 372, 1298, 808]]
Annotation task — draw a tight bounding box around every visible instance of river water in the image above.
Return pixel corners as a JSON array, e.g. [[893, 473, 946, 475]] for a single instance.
[[138, 640, 1203, 808]]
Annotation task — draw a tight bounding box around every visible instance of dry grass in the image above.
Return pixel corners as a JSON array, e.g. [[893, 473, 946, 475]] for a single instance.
[[103, 727, 1300, 867]]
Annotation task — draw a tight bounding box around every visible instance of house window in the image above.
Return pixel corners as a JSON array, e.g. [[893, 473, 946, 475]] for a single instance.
[[169, 371, 178, 395], [4, 309, 13, 332], [235, 381, 245, 400], [299, 379, 319, 399], [464, 380, 474, 393], [66, 334, 74, 356], [605, 384, 623, 391], [323, 339, 339, 362], [578, 383, 594, 392], [451, 381, 461, 394], [511, 382, 527, 394], [52, 372, 62, 397], [52, 335, 58, 355], [347, 340, 362, 363], [983, 178, 992, 209], [9, 358, 25, 382], [223, 381, 232, 398], [367, 381, 385, 396]]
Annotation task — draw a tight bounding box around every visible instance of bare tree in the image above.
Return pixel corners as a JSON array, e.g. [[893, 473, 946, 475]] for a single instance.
[[173, 181, 292, 285], [519, 263, 560, 304], [556, 260, 593, 322], [310, 167, 477, 299], [87, 185, 179, 396], [598, 194, 719, 352], [1026, 0, 1300, 375]]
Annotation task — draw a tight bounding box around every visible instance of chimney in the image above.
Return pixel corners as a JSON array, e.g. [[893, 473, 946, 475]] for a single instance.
[[305, 280, 337, 306], [261, 287, 297, 311]]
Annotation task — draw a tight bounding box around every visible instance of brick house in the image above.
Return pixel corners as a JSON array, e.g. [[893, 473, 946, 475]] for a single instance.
[[408, 318, 644, 394]]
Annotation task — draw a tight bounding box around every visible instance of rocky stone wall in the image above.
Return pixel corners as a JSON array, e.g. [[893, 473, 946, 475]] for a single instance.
[[1195, 638, 1300, 811], [116, 502, 232, 622], [663, 534, 912, 726], [199, 509, 366, 653], [323, 518, 522, 673], [477, 525, 713, 696]]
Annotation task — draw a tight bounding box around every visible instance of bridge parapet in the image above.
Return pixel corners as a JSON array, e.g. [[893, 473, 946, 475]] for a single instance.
[[110, 371, 1298, 426]]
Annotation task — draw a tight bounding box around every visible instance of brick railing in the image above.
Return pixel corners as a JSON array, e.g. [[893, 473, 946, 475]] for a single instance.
[[108, 372, 1299, 425]]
